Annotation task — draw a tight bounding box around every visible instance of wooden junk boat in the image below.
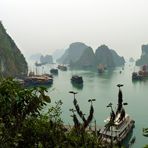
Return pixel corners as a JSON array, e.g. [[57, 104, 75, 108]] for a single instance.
[[132, 65, 148, 80], [35, 61, 47, 67], [98, 64, 106, 73], [71, 75, 83, 84], [99, 84, 135, 144], [58, 65, 67, 71], [24, 74, 53, 86], [50, 68, 58, 75]]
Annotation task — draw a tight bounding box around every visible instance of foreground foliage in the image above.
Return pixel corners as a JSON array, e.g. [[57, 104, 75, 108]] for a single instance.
[[0, 78, 104, 148]]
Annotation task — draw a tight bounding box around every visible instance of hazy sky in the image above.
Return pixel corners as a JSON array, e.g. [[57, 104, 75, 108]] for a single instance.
[[1, 0, 148, 59]]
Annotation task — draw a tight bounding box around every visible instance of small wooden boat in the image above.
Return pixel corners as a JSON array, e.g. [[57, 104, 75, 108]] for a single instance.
[[71, 75, 83, 84], [58, 65, 67, 71], [98, 64, 106, 73], [50, 68, 58, 75], [35, 61, 47, 67], [42, 73, 53, 78]]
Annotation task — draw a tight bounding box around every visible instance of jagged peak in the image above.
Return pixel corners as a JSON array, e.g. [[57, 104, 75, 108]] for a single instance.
[[69, 42, 89, 49], [97, 44, 109, 50]]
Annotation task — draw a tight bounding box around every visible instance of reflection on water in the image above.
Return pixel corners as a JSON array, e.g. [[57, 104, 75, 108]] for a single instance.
[[25, 83, 53, 89], [122, 129, 135, 148], [98, 69, 114, 80], [71, 82, 83, 90]]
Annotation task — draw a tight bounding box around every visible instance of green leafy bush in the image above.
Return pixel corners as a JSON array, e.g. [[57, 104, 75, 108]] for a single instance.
[[0, 78, 108, 148]]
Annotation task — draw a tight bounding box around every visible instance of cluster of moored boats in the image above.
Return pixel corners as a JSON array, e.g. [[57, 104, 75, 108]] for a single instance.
[[17, 65, 66, 87], [15, 62, 136, 146], [15, 64, 84, 87], [132, 65, 148, 80], [24, 74, 53, 87]]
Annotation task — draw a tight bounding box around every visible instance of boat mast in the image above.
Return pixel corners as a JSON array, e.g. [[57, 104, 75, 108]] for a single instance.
[[116, 84, 123, 115]]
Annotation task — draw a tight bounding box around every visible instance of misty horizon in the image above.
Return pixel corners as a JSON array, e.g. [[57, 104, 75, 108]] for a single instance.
[[1, 0, 148, 59]]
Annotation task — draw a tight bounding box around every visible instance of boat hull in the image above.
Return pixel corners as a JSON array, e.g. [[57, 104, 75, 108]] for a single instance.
[[99, 118, 135, 144], [24, 76, 53, 87], [71, 75, 83, 84]]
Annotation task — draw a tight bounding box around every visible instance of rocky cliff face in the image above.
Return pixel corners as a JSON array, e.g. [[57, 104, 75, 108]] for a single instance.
[[57, 42, 97, 69], [136, 45, 148, 66], [0, 22, 28, 77], [57, 42, 125, 69], [95, 45, 125, 67], [70, 47, 96, 69], [57, 42, 89, 64], [95, 45, 115, 67], [110, 50, 125, 66], [52, 49, 65, 61]]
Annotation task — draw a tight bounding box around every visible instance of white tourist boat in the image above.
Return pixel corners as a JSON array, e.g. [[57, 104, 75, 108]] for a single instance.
[[99, 84, 135, 144]]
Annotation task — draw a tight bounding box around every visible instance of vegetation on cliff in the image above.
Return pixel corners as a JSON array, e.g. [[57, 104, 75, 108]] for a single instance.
[[0, 22, 28, 77], [0, 78, 128, 147]]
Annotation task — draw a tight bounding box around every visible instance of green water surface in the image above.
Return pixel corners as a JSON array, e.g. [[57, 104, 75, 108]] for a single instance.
[[36, 62, 148, 148]]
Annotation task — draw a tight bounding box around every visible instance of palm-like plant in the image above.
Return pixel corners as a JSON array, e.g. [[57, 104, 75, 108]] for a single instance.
[[69, 91, 95, 131]]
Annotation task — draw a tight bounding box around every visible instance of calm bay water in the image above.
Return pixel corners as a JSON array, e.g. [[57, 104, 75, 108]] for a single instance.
[[33, 62, 148, 148]]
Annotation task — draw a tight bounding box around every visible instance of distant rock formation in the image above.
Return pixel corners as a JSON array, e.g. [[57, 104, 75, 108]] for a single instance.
[[110, 50, 125, 66], [57, 42, 89, 64], [40, 55, 53, 64], [95, 45, 115, 67], [52, 49, 65, 61], [95, 45, 125, 67], [0, 22, 28, 77], [30, 53, 42, 61], [129, 57, 135, 63], [136, 45, 148, 66], [70, 47, 96, 69], [57, 42, 125, 69]]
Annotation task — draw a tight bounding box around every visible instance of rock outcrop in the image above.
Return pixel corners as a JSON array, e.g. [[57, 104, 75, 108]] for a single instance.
[[110, 50, 125, 66], [129, 57, 135, 63], [95, 45, 125, 67], [0, 22, 28, 77], [57, 42, 125, 69], [40, 55, 53, 64], [57, 42, 89, 64], [57, 42, 97, 69], [70, 47, 96, 69], [52, 49, 65, 61], [136, 45, 148, 66], [95, 45, 115, 67], [30, 53, 42, 61]]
